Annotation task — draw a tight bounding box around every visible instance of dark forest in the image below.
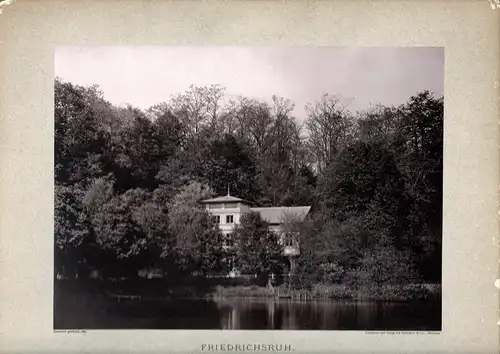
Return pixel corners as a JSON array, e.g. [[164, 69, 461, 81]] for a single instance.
[[54, 78, 443, 294]]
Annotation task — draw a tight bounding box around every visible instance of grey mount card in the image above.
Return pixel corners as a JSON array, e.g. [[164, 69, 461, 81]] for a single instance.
[[0, 1, 498, 354]]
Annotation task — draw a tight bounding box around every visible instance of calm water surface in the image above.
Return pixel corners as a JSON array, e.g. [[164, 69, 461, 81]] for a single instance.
[[56, 297, 441, 330]]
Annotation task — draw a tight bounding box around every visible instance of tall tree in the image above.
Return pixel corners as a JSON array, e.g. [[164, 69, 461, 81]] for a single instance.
[[305, 94, 354, 173], [393, 91, 444, 281], [167, 182, 224, 275], [319, 140, 407, 247], [200, 134, 260, 201], [54, 79, 111, 186], [264, 113, 304, 206], [233, 211, 285, 283], [88, 188, 154, 278], [54, 184, 93, 279]]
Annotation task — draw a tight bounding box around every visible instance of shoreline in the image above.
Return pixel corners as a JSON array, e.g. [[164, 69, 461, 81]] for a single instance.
[[55, 279, 440, 303], [205, 284, 441, 302]]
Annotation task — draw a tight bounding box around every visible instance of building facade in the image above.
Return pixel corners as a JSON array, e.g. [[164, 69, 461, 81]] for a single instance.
[[201, 190, 311, 275]]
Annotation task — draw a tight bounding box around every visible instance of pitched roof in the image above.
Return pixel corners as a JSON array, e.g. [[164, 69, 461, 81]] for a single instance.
[[200, 195, 252, 204], [250, 206, 311, 224]]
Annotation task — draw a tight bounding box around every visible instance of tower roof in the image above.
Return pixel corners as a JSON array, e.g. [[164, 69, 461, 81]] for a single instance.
[[201, 185, 254, 205], [200, 195, 252, 204]]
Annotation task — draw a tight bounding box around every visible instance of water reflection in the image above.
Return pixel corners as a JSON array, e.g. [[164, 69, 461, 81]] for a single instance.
[[212, 298, 441, 330], [54, 295, 441, 330]]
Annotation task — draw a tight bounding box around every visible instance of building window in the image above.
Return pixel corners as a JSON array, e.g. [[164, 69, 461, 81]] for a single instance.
[[226, 215, 234, 224], [224, 233, 234, 248], [285, 233, 296, 247], [213, 215, 220, 224], [285, 236, 291, 247]]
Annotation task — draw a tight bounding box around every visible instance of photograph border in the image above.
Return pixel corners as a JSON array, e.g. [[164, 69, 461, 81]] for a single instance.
[[0, 1, 498, 353]]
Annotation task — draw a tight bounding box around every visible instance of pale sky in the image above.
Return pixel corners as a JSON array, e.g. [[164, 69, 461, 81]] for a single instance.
[[55, 46, 444, 122]]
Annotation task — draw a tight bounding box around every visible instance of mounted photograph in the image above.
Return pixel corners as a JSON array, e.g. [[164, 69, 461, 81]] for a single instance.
[[54, 46, 444, 330]]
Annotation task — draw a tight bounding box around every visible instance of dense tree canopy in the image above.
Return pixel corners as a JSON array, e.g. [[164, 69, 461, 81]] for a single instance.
[[54, 78, 443, 285], [233, 211, 285, 283]]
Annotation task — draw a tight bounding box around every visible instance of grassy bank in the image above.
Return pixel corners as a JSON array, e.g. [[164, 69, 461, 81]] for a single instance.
[[207, 283, 441, 301], [54, 279, 441, 302]]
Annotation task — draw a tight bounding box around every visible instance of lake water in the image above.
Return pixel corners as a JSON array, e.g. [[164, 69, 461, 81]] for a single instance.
[[55, 297, 441, 330]]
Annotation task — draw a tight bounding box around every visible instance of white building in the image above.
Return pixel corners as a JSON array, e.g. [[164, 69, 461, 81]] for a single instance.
[[201, 189, 311, 274]]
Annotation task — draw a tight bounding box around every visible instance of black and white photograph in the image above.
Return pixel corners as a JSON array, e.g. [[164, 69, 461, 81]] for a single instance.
[[53, 46, 444, 331]]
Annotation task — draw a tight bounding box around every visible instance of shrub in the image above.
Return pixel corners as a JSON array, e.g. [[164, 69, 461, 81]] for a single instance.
[[345, 245, 420, 288]]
